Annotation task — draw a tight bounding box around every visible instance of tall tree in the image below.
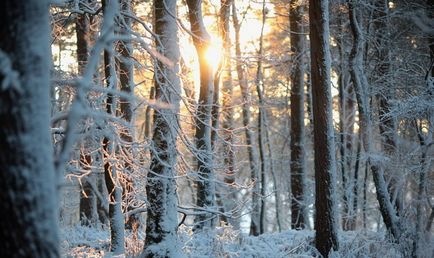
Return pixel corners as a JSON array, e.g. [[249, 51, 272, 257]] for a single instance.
[[186, 0, 216, 230], [102, 0, 125, 254], [309, 0, 339, 256], [218, 0, 237, 226], [289, 0, 307, 230], [231, 1, 260, 236], [255, 0, 267, 235], [0, 0, 59, 256], [347, 0, 400, 239], [372, 0, 401, 214], [142, 0, 182, 256], [117, 0, 136, 228], [76, 0, 99, 225]]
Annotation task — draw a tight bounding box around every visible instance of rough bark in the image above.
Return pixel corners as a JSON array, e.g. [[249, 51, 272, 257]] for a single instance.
[[142, 0, 182, 256], [289, 0, 307, 230], [0, 0, 59, 256], [186, 0, 216, 230], [309, 0, 339, 256]]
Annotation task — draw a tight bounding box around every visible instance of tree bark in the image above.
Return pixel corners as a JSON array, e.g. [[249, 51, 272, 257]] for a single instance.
[[309, 0, 339, 256], [289, 0, 307, 230], [256, 0, 267, 235], [102, 0, 125, 254], [142, 0, 182, 256], [117, 0, 137, 230], [186, 0, 217, 230], [0, 0, 59, 256]]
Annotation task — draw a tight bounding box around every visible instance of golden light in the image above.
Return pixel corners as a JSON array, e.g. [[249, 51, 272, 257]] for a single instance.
[[204, 39, 223, 73]]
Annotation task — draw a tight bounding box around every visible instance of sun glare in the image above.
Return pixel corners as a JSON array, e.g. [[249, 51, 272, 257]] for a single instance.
[[204, 42, 222, 72]]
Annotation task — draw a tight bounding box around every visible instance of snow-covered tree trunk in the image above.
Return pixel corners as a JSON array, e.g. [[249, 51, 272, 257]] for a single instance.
[[309, 0, 339, 256], [102, 0, 125, 254], [117, 0, 136, 230], [186, 0, 217, 230], [0, 0, 59, 256], [142, 0, 182, 256], [219, 0, 237, 226], [336, 10, 357, 231], [289, 0, 307, 230], [232, 0, 260, 236], [347, 0, 400, 240], [372, 0, 401, 215]]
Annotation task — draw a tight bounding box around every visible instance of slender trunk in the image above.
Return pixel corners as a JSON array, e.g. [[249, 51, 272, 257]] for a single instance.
[[76, 5, 99, 225], [144, 86, 154, 139], [217, 0, 237, 226], [363, 159, 368, 229], [0, 0, 59, 256], [412, 120, 431, 258], [336, 7, 357, 230], [413, 5, 434, 249], [264, 119, 281, 232], [118, 0, 137, 230], [102, 0, 125, 254], [256, 0, 267, 235], [348, 0, 399, 239], [289, 0, 307, 230], [232, 1, 260, 236], [309, 0, 339, 256], [186, 0, 216, 230], [143, 0, 182, 256], [373, 0, 401, 215]]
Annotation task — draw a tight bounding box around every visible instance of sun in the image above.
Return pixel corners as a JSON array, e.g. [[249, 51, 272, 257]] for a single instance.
[[204, 39, 222, 72]]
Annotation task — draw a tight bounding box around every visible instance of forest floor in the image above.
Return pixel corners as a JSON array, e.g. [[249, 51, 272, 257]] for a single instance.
[[61, 224, 428, 257]]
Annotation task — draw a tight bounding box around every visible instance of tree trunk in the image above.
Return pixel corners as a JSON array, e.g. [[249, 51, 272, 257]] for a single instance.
[[232, 1, 260, 236], [309, 0, 339, 256], [0, 0, 59, 256], [142, 0, 182, 256], [117, 0, 137, 230], [186, 0, 216, 230], [372, 0, 401, 215], [289, 0, 307, 230], [255, 0, 267, 235], [347, 0, 400, 240], [102, 0, 125, 254], [76, 3, 99, 225], [218, 0, 237, 226]]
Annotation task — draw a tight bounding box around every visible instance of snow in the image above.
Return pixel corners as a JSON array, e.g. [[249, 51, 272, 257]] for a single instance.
[[61, 225, 419, 257]]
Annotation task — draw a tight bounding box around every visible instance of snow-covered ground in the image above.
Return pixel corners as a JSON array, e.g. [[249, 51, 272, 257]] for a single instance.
[[61, 224, 423, 257]]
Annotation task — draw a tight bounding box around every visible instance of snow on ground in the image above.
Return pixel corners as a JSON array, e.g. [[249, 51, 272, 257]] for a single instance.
[[61, 224, 415, 257]]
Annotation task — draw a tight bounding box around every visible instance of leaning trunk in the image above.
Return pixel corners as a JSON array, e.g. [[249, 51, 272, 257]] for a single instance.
[[347, 0, 399, 239]]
